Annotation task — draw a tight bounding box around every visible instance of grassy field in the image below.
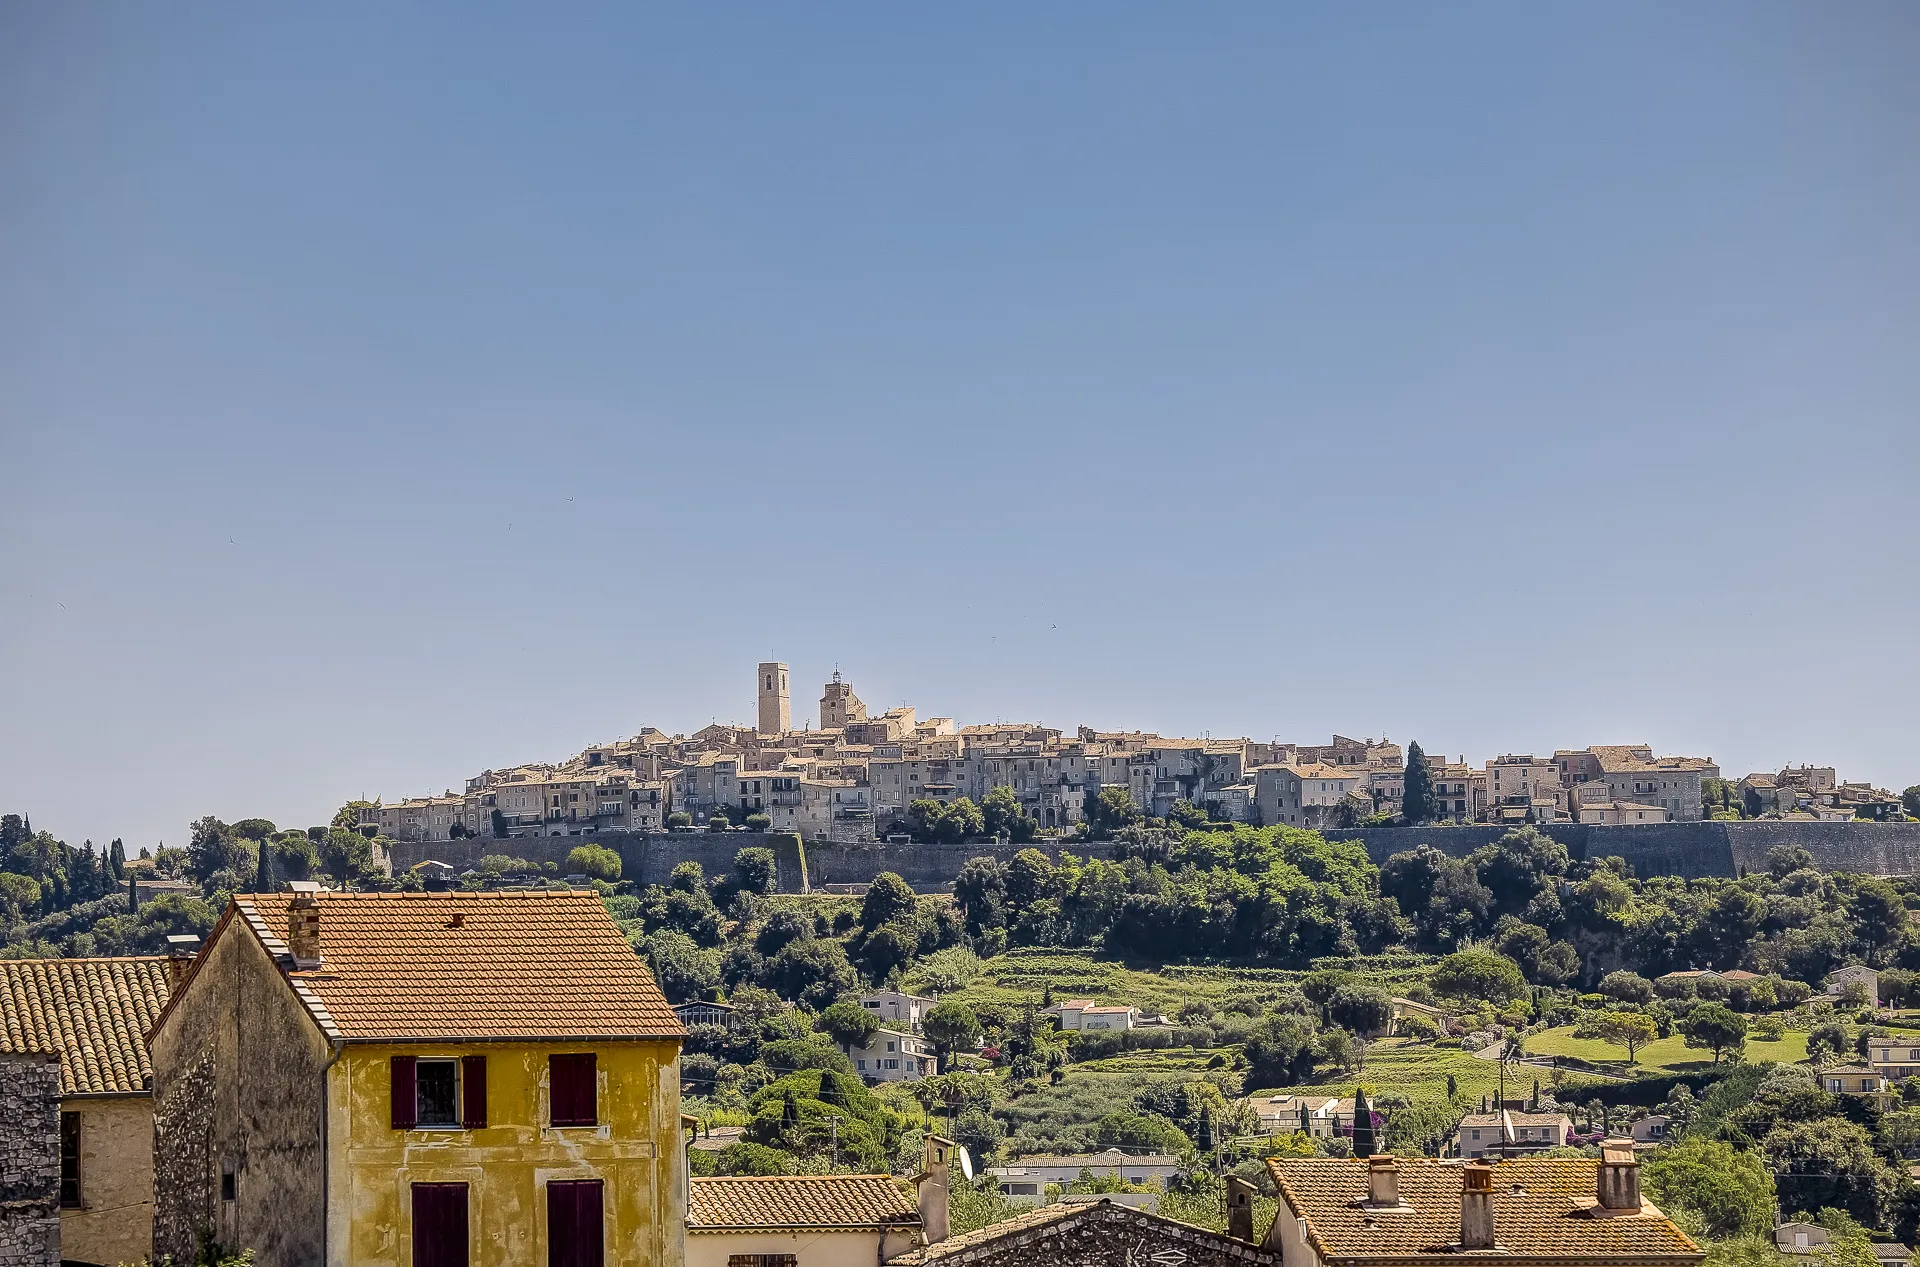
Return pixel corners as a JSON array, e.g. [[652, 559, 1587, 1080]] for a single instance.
[[1522, 1025, 1809, 1071], [908, 947, 1440, 1018], [1244, 1036, 1556, 1108]]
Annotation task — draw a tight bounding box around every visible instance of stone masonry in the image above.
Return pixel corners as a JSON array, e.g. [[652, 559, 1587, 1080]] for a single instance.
[[0, 1051, 61, 1267]]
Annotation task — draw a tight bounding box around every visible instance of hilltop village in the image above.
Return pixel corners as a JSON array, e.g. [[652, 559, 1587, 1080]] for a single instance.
[[3, 666, 1920, 1265], [361, 662, 1910, 846]]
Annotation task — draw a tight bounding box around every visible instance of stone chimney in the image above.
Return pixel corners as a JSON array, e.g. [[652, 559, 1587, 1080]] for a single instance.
[[1598, 1141, 1641, 1212], [1226, 1175, 1257, 1243], [1368, 1155, 1401, 1207], [1460, 1159, 1496, 1250], [917, 1134, 954, 1245], [287, 881, 323, 969], [164, 934, 200, 990]]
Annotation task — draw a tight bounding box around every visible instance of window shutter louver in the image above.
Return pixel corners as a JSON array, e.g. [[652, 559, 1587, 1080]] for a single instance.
[[391, 1055, 417, 1130], [461, 1055, 487, 1129], [550, 1053, 597, 1126]]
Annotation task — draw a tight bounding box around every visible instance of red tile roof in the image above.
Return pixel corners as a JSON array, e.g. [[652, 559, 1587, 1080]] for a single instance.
[[0, 957, 171, 1095], [185, 890, 681, 1042], [688, 1175, 919, 1231]]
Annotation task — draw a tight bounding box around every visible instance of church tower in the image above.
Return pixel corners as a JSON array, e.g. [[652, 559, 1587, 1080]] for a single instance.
[[820, 671, 867, 729], [757, 662, 790, 735]]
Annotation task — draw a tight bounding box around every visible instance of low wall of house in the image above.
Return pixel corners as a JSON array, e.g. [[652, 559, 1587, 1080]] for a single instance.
[[1323, 821, 1920, 879], [0, 1051, 62, 1267]]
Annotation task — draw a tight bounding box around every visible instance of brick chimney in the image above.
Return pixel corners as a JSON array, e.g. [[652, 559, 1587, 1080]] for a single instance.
[[1368, 1155, 1402, 1206], [287, 882, 322, 969], [917, 1134, 954, 1245], [164, 934, 200, 990], [1598, 1141, 1641, 1212], [1226, 1175, 1257, 1243], [1460, 1159, 1496, 1250]]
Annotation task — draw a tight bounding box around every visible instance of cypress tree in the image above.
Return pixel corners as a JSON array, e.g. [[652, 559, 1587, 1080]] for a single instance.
[[1197, 1105, 1216, 1153], [108, 839, 125, 881], [127, 870, 138, 912], [257, 837, 276, 892], [1351, 1092, 1377, 1158], [1402, 742, 1434, 824]]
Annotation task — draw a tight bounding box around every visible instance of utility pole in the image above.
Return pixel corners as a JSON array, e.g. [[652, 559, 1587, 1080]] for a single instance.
[[826, 1113, 843, 1173]]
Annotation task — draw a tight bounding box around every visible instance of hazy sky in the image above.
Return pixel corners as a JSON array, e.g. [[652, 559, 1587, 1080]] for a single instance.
[[4, 5, 1917, 850]]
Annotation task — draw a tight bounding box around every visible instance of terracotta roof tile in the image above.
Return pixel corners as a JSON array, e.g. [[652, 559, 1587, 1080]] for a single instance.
[[1269, 1158, 1702, 1265], [688, 1175, 919, 1231], [0, 957, 171, 1095], [228, 891, 682, 1041]]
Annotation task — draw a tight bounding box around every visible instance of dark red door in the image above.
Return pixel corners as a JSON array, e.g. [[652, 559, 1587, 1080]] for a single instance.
[[412, 1182, 469, 1267], [548, 1179, 604, 1267]]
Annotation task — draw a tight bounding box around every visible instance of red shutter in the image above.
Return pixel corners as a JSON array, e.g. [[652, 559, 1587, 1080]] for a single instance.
[[391, 1055, 418, 1130], [461, 1055, 487, 1129], [550, 1053, 596, 1126], [547, 1179, 604, 1267], [411, 1182, 469, 1267]]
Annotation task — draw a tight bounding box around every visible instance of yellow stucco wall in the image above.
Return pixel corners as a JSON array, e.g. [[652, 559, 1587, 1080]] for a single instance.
[[326, 1040, 685, 1267], [61, 1094, 155, 1267]]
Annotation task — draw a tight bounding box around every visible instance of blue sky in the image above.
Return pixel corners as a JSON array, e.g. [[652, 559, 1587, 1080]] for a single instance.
[[3, 4, 1917, 849]]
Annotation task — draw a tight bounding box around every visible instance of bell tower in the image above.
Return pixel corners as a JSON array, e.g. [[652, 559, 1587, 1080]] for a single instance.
[[757, 662, 790, 735]]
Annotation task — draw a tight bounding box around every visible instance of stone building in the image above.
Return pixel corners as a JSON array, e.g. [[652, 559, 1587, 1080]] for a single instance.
[[884, 1197, 1275, 1267], [147, 886, 686, 1267], [0, 1050, 62, 1267], [0, 957, 173, 1267], [759, 662, 792, 735], [1256, 765, 1365, 829], [820, 671, 868, 729]]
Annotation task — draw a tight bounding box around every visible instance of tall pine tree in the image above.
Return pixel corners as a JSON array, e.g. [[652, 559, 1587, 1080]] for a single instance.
[[107, 839, 125, 881], [1402, 741, 1434, 824]]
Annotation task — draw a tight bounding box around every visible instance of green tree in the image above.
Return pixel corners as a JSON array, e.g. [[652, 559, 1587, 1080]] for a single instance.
[[1643, 1138, 1777, 1238], [1086, 786, 1141, 838], [1431, 949, 1528, 1003], [1575, 1009, 1660, 1062], [1762, 1119, 1900, 1228], [331, 801, 376, 831], [1902, 786, 1920, 820], [923, 1001, 982, 1063], [319, 828, 374, 883], [935, 798, 986, 844], [1402, 741, 1435, 824], [255, 837, 276, 892], [818, 1000, 882, 1049], [860, 873, 917, 931], [1680, 1003, 1749, 1064], [743, 814, 772, 832], [733, 848, 777, 894], [567, 844, 622, 882], [1004, 849, 1057, 911], [1327, 985, 1393, 1036], [1243, 1013, 1319, 1090], [1598, 971, 1655, 1004], [641, 929, 721, 1003]]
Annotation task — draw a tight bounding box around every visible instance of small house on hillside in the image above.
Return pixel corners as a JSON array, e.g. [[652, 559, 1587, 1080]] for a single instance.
[[1045, 999, 1138, 1031], [986, 1148, 1183, 1203], [1452, 1110, 1574, 1158], [1826, 965, 1880, 999]]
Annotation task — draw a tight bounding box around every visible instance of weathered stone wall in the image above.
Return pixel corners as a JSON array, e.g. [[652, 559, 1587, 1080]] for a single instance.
[[933, 1202, 1274, 1267], [386, 832, 1077, 892], [1324, 821, 1920, 879], [389, 821, 1920, 890], [150, 913, 331, 1266], [62, 1094, 157, 1267], [0, 1051, 61, 1267]]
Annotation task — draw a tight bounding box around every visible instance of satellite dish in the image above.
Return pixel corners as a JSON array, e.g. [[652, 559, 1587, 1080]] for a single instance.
[[958, 1146, 975, 1182]]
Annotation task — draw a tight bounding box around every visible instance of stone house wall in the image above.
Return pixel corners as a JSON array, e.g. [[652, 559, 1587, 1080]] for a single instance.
[[0, 1051, 61, 1267], [61, 1094, 157, 1267], [150, 913, 331, 1267]]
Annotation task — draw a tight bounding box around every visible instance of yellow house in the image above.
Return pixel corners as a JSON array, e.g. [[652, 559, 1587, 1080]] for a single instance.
[[147, 885, 687, 1267], [0, 956, 174, 1267]]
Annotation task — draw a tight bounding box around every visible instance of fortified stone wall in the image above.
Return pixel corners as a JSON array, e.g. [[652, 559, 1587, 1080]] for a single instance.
[[1324, 821, 1920, 879], [0, 1051, 61, 1267], [386, 821, 1920, 889], [385, 833, 1074, 892]]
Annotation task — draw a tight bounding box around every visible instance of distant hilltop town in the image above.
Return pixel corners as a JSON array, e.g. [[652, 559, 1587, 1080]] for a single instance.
[[361, 661, 1910, 844]]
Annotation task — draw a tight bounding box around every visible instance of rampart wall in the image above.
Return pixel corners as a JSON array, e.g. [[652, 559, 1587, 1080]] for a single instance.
[[385, 821, 1920, 889]]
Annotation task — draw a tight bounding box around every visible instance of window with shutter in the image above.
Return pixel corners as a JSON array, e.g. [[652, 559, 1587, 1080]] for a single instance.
[[550, 1053, 597, 1126], [462, 1055, 487, 1129], [548, 1179, 605, 1267], [412, 1182, 469, 1267], [392, 1055, 418, 1130]]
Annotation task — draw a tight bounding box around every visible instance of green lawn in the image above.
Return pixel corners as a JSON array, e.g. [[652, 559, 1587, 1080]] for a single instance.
[[1522, 1025, 1808, 1071], [1245, 1037, 1565, 1109]]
